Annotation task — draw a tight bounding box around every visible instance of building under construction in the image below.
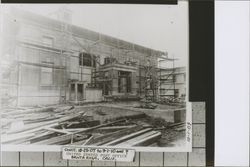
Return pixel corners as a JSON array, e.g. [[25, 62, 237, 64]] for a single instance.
[[0, 7, 187, 148], [1, 8, 186, 107]]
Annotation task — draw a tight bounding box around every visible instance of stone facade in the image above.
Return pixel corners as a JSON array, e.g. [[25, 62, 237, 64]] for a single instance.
[[1, 8, 185, 106]]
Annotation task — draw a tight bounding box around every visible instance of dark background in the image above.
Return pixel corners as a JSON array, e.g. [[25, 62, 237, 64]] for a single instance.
[[189, 1, 214, 166], [1, 0, 215, 166]]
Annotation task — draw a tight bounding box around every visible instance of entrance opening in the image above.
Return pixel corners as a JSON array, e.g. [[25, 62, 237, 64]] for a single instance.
[[103, 82, 110, 95], [70, 84, 75, 101], [69, 82, 85, 102], [118, 71, 132, 93], [77, 84, 84, 101]]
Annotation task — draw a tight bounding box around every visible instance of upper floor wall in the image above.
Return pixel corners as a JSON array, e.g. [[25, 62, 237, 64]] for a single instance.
[[2, 8, 164, 68]]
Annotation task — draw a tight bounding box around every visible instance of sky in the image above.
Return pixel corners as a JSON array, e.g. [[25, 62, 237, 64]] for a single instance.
[[6, 2, 188, 67]]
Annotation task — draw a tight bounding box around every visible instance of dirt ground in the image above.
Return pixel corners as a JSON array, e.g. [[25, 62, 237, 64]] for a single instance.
[[87, 101, 186, 123]]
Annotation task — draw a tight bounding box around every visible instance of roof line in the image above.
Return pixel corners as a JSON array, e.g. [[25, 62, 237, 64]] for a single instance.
[[10, 7, 167, 56]]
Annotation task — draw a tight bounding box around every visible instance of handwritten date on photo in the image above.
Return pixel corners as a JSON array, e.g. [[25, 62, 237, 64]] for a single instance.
[[186, 122, 192, 143], [62, 147, 135, 162]]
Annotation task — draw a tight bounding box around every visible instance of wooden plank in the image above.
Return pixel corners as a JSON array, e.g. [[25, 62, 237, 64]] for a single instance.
[[34, 133, 90, 145], [64, 120, 100, 129], [97, 125, 136, 131], [167, 122, 185, 128], [44, 127, 71, 134], [2, 106, 54, 116], [54, 105, 74, 113], [104, 128, 152, 146], [86, 125, 142, 146], [59, 112, 87, 123], [8, 112, 85, 134], [24, 115, 61, 124], [33, 119, 127, 145], [65, 128, 88, 132], [20, 152, 43, 166], [116, 131, 161, 147], [81, 136, 94, 145], [7, 121, 59, 135], [29, 131, 59, 143], [70, 136, 94, 145], [132, 131, 161, 146]]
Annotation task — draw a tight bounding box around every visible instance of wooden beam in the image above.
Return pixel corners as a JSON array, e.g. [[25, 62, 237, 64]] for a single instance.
[[85, 125, 141, 146], [132, 131, 161, 146], [8, 112, 85, 135], [97, 125, 136, 131], [43, 127, 71, 134], [65, 120, 100, 129], [116, 131, 161, 147], [32, 119, 127, 145], [104, 128, 152, 146], [71, 135, 94, 145]]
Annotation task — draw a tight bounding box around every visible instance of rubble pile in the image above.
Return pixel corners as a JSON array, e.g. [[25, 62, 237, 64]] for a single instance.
[[1, 104, 185, 147]]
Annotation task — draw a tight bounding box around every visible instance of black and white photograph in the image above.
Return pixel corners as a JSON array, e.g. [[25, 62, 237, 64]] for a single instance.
[[0, 1, 191, 152]]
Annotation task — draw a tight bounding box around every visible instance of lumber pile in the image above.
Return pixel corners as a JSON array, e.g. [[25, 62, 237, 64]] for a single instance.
[[167, 122, 186, 131], [1, 105, 165, 147]]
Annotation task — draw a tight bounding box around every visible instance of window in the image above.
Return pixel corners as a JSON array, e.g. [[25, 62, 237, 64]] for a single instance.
[[41, 67, 53, 85], [79, 52, 96, 67], [104, 57, 116, 65], [42, 36, 54, 47], [104, 57, 111, 65]]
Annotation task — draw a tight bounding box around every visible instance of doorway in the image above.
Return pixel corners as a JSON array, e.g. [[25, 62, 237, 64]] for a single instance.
[[69, 82, 85, 102], [118, 71, 132, 93]]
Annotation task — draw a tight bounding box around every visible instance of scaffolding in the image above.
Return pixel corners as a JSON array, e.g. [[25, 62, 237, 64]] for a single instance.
[[77, 38, 178, 103], [58, 7, 73, 103], [53, 8, 178, 103], [87, 46, 177, 103], [158, 56, 177, 99], [137, 53, 177, 103], [0, 7, 181, 108]]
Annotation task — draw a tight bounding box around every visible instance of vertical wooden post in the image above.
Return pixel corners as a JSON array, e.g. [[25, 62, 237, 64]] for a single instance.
[[75, 83, 78, 102], [173, 55, 176, 98], [103, 83, 106, 96], [68, 83, 71, 101], [83, 83, 85, 100]]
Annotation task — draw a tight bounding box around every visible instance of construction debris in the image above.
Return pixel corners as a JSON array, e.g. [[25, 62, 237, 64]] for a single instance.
[[137, 101, 157, 109], [158, 96, 186, 106], [1, 104, 185, 147]]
